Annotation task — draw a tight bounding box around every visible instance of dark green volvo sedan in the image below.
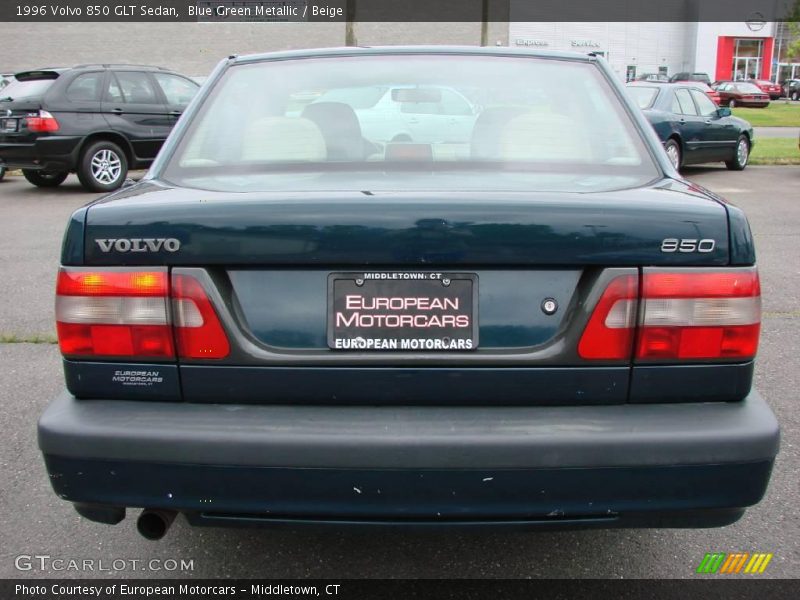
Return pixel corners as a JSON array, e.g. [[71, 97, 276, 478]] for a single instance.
[[626, 82, 754, 171], [38, 48, 779, 539]]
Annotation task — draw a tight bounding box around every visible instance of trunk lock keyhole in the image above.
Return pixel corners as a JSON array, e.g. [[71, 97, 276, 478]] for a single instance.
[[541, 298, 558, 315]]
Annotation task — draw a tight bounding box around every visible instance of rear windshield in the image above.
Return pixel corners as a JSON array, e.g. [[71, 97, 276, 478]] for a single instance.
[[627, 86, 659, 109], [162, 54, 659, 193], [735, 83, 763, 93], [0, 77, 57, 100], [315, 86, 388, 109]]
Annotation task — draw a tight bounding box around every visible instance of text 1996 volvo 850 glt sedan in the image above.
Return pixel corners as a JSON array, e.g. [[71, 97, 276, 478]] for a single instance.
[[38, 48, 779, 539]]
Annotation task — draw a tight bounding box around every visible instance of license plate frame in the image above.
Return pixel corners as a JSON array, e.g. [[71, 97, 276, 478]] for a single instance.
[[327, 272, 479, 351]]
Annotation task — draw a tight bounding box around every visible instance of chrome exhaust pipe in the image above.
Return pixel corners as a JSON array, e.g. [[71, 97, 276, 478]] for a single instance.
[[136, 509, 177, 540]]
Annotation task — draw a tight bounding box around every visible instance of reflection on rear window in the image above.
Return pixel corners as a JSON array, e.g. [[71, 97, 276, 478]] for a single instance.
[[163, 54, 659, 193], [313, 86, 387, 109], [627, 86, 659, 109], [735, 83, 763, 94], [1, 78, 57, 99]]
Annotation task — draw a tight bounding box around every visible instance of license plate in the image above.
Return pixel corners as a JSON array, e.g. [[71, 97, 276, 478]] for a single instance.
[[0, 118, 18, 132], [328, 272, 478, 351]]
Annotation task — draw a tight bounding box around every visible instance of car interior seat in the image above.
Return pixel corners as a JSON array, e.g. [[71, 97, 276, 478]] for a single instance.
[[470, 107, 531, 160], [241, 116, 327, 163], [300, 102, 369, 161], [498, 112, 590, 162]]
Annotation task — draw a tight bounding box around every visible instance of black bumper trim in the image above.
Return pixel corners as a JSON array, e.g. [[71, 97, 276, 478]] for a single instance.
[[630, 362, 754, 403], [38, 390, 779, 469], [185, 508, 747, 530], [43, 455, 770, 526], [0, 136, 82, 170], [179, 365, 629, 405]]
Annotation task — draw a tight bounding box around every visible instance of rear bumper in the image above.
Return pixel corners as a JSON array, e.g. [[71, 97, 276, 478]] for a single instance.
[[39, 391, 780, 528], [0, 136, 82, 171]]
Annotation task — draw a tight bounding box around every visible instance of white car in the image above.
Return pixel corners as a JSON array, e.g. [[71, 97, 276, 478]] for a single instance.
[[312, 85, 480, 145]]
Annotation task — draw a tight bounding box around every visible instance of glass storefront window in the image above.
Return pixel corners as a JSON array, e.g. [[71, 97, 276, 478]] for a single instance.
[[777, 63, 800, 84], [735, 39, 763, 57], [732, 39, 764, 81]]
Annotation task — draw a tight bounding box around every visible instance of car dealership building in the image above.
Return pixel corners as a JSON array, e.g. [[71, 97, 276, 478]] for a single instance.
[[1, 18, 798, 83], [508, 21, 798, 83]]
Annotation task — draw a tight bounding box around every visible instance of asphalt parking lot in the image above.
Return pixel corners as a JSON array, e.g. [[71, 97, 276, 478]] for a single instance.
[[0, 167, 798, 579]]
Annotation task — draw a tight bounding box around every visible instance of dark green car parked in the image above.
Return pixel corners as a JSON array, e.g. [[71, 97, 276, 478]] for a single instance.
[[38, 48, 778, 539], [627, 82, 754, 171]]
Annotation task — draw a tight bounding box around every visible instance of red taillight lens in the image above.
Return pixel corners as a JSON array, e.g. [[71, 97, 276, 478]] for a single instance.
[[636, 268, 761, 361], [172, 274, 230, 359], [56, 268, 232, 360], [56, 323, 174, 356], [55, 268, 173, 358], [579, 268, 760, 362], [578, 274, 638, 360], [25, 110, 60, 133]]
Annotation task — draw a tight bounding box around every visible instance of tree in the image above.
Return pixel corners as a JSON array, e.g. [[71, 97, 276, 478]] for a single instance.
[[786, 1, 800, 61], [345, 0, 357, 46], [480, 0, 489, 46]]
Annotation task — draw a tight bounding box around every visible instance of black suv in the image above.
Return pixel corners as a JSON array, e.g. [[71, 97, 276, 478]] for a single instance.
[[784, 79, 800, 101], [0, 64, 199, 192]]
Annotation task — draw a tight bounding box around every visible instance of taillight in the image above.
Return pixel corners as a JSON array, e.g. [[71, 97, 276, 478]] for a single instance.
[[636, 268, 760, 361], [578, 274, 638, 360], [55, 268, 174, 357], [172, 274, 230, 359], [579, 268, 760, 362], [55, 268, 231, 360], [25, 110, 60, 133]]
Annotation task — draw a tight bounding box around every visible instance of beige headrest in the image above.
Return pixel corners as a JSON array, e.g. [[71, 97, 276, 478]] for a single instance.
[[498, 113, 590, 162], [242, 117, 327, 162]]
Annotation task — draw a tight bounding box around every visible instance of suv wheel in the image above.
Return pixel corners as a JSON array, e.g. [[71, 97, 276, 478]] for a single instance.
[[22, 169, 69, 187], [726, 135, 750, 171], [793, 91, 799, 101], [78, 141, 128, 192]]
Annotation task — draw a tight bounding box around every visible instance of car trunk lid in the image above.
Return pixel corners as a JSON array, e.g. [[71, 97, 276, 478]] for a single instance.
[[83, 179, 729, 267]]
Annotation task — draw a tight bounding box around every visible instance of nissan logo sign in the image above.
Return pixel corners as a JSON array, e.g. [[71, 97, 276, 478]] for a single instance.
[[745, 12, 766, 32]]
